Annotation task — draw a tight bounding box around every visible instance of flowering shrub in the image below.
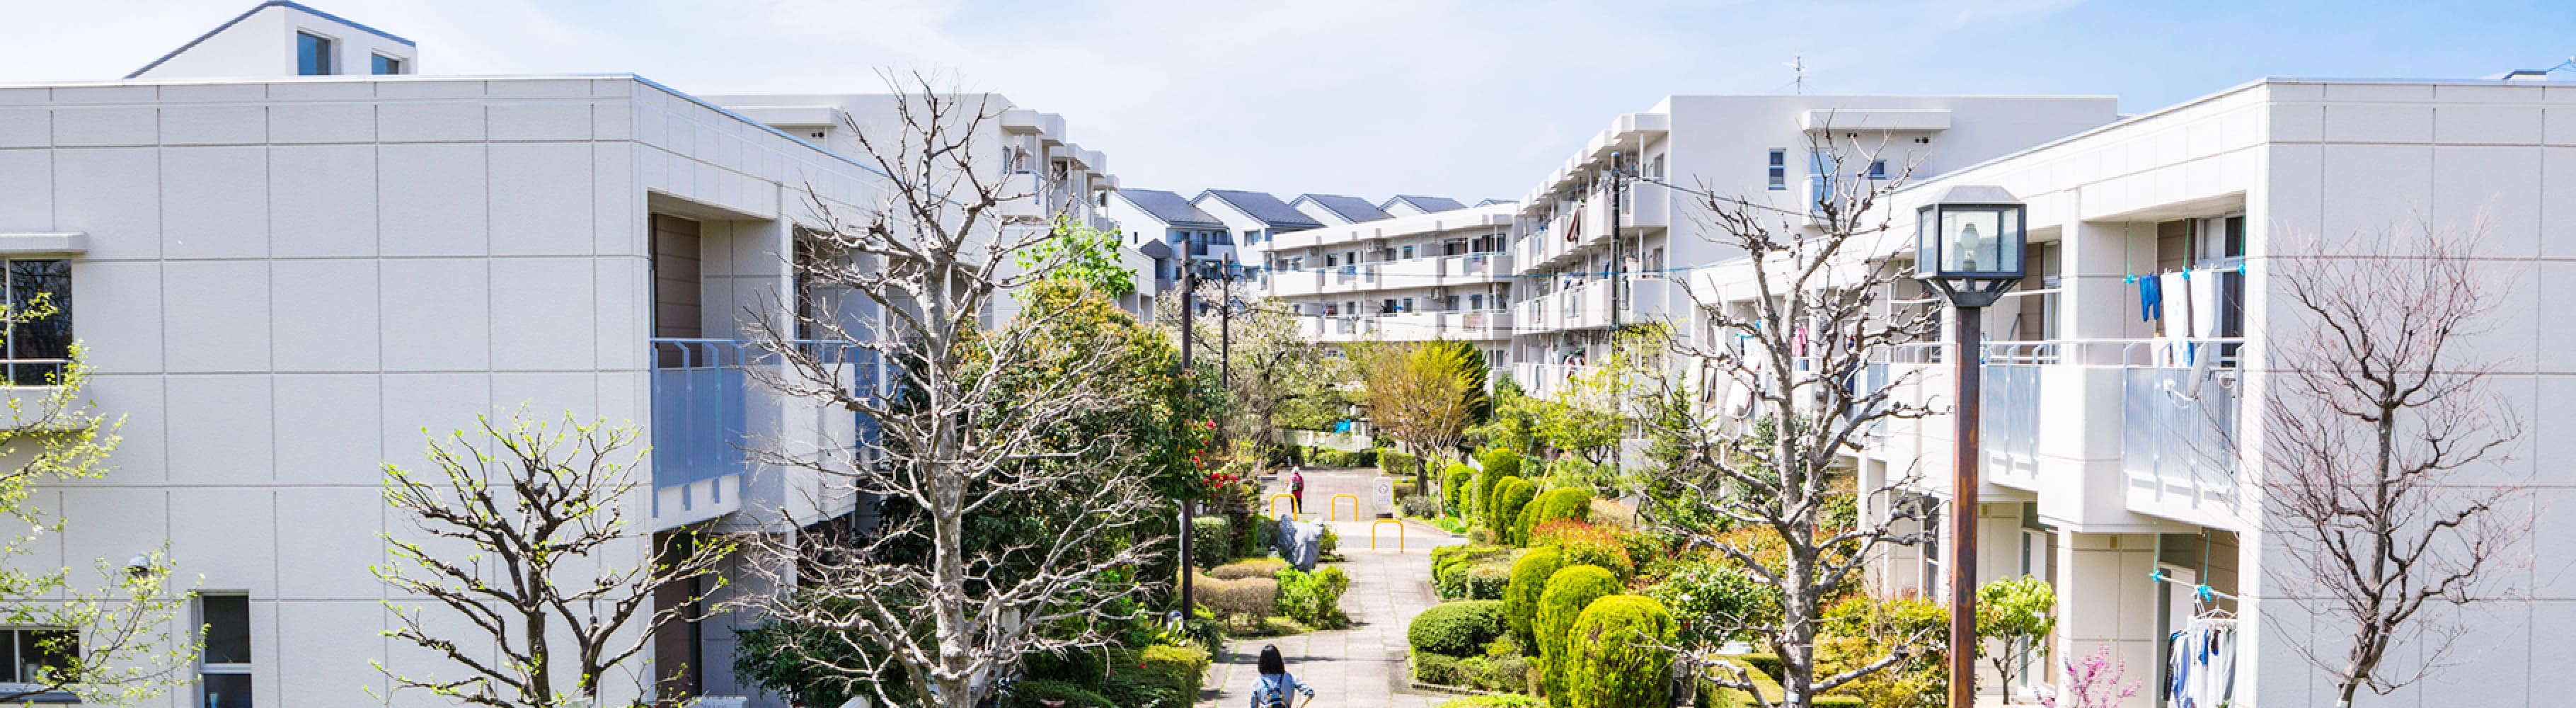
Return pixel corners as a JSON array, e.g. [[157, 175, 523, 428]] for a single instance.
[[1642, 559, 1781, 646], [1529, 520, 1635, 578], [2035, 644, 2140, 708]]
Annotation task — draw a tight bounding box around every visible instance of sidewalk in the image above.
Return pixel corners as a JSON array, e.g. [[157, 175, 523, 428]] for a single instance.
[[1197, 469, 1461, 708]]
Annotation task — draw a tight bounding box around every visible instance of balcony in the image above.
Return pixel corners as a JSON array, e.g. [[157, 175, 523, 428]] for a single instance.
[[2122, 359, 2244, 526], [648, 338, 891, 529]]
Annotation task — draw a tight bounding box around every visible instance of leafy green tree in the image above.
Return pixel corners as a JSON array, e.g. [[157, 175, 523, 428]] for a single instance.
[[1978, 575, 2057, 698], [0, 341, 197, 707], [1018, 216, 1137, 295]]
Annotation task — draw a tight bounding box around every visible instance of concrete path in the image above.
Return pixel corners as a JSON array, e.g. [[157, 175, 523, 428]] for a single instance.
[[1199, 467, 1464, 708]]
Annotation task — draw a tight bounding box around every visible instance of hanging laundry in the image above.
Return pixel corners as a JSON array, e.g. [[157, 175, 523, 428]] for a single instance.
[[2189, 268, 2226, 341], [2137, 274, 2163, 321], [2160, 271, 2194, 366]]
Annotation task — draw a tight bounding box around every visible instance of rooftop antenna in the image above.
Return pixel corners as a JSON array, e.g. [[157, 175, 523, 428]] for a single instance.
[[1788, 54, 1805, 95]]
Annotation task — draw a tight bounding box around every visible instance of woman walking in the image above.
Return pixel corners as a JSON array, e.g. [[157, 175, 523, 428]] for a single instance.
[[1250, 644, 1316, 708]]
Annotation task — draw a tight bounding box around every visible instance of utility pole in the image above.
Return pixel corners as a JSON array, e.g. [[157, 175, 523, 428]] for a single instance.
[[1176, 256, 1197, 614]]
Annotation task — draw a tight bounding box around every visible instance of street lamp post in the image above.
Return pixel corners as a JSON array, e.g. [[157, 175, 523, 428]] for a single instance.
[[1914, 185, 2027, 708]]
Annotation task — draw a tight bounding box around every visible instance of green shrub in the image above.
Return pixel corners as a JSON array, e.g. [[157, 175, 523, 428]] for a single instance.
[[1563, 595, 1675, 708], [1643, 561, 1781, 647], [1209, 557, 1288, 581], [1000, 679, 1114, 708], [1535, 565, 1621, 702], [1479, 447, 1522, 479], [1195, 574, 1277, 625], [1189, 516, 1232, 569], [1381, 449, 1422, 478], [1408, 600, 1507, 656], [1413, 650, 1464, 684], [1432, 544, 1515, 598], [1529, 520, 1635, 579], [1098, 644, 1207, 708], [1502, 546, 1565, 647], [1526, 488, 1592, 533], [1444, 463, 1476, 511], [1811, 698, 1865, 708], [1395, 479, 1420, 498], [1275, 566, 1352, 629], [1488, 478, 1537, 544], [1319, 525, 1340, 556], [1437, 694, 1546, 708], [1461, 561, 1513, 600], [1401, 494, 1444, 518], [1414, 651, 1535, 694]]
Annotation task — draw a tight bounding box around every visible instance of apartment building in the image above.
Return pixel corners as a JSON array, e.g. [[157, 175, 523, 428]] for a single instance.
[[0, 4, 1117, 707], [1502, 95, 2122, 398], [1103, 188, 1236, 295], [1659, 77, 2576, 707], [1259, 200, 1519, 362]]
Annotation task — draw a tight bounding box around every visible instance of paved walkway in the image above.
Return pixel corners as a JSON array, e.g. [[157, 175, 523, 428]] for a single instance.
[[1199, 467, 1464, 708]]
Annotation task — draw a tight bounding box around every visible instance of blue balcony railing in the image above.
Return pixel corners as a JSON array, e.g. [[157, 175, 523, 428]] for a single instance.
[[648, 338, 895, 495]]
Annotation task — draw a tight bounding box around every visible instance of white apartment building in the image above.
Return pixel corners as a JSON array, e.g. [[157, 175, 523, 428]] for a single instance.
[[1103, 188, 1237, 295], [1259, 200, 1519, 363], [1502, 95, 2122, 397], [0, 4, 1118, 707], [1669, 77, 2576, 707]]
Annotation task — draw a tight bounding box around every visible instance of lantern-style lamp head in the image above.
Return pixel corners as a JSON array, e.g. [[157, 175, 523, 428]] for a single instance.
[[1915, 185, 2027, 308]]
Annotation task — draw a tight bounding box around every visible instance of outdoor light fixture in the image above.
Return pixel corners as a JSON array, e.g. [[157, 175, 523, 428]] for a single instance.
[[1914, 185, 2028, 307], [1914, 184, 2025, 708]]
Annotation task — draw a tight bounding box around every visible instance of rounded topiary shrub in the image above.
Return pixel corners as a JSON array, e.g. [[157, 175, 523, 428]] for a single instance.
[[1444, 463, 1476, 511], [1530, 488, 1592, 530], [1480, 471, 1518, 523], [1502, 546, 1564, 646], [1461, 560, 1514, 600], [1563, 595, 1676, 708], [1488, 478, 1537, 544], [1408, 600, 1507, 657], [1479, 447, 1522, 479], [1534, 565, 1621, 704]]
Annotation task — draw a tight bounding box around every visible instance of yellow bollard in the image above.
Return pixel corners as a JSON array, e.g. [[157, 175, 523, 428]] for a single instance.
[[1372, 519, 1405, 552], [1329, 494, 1360, 523], [1269, 493, 1297, 519]]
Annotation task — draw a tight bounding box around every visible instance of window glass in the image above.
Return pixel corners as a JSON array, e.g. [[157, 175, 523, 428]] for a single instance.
[[15, 629, 70, 684], [1767, 149, 1788, 189], [4, 259, 69, 385], [202, 595, 251, 664], [295, 32, 333, 76], [371, 54, 402, 75], [202, 673, 253, 708]]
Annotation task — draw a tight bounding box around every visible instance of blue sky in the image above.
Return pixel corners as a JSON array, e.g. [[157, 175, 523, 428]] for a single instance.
[[6, 0, 2573, 201]]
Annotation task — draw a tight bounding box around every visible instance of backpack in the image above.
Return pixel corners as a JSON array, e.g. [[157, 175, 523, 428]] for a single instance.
[[1291, 473, 1304, 493], [1258, 676, 1294, 708]]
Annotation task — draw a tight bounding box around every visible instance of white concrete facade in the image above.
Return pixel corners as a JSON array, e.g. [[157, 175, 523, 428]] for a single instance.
[[1675, 79, 2576, 707], [0, 5, 1127, 707]]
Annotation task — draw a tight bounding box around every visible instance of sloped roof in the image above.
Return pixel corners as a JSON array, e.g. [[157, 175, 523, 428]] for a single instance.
[[1200, 190, 1325, 230], [1475, 198, 1514, 207], [1291, 194, 1392, 224], [1383, 195, 1469, 213], [130, 1, 416, 79], [1115, 189, 1226, 229]]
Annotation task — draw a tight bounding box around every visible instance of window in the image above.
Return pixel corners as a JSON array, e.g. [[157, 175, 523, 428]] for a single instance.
[[1869, 159, 1887, 179], [295, 32, 334, 76], [1766, 149, 1787, 189], [0, 259, 69, 386], [370, 54, 403, 75], [1650, 154, 1666, 179], [200, 594, 252, 707], [0, 627, 74, 687], [1400, 246, 1415, 260], [1444, 295, 1460, 310], [1401, 297, 1414, 312]]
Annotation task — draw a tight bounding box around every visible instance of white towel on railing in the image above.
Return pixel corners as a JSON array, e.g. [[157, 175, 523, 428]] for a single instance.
[[2159, 272, 2193, 365]]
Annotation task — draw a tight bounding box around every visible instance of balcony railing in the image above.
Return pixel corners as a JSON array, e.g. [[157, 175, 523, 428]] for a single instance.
[[648, 338, 894, 515], [2122, 363, 2242, 511]]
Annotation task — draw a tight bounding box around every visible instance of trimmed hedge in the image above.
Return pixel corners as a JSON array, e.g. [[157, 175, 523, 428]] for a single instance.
[[1189, 515, 1232, 569], [1502, 546, 1565, 648], [1488, 478, 1537, 544], [1413, 651, 1536, 694], [1461, 561, 1513, 600], [1001, 679, 1113, 708], [1195, 574, 1277, 625], [1563, 595, 1675, 708], [1523, 489, 1592, 538], [1534, 565, 1621, 704], [1438, 695, 1546, 708], [1529, 520, 1635, 580], [1479, 447, 1523, 479], [1209, 557, 1287, 581], [1105, 645, 1208, 708], [1432, 544, 1517, 600], [1444, 463, 1476, 511], [1381, 449, 1422, 478], [1408, 600, 1507, 656]]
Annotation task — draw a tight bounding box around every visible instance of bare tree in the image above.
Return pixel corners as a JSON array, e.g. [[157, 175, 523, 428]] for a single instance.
[[731, 73, 1166, 708], [1641, 129, 1942, 708], [2262, 220, 2526, 708], [375, 410, 735, 708]]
